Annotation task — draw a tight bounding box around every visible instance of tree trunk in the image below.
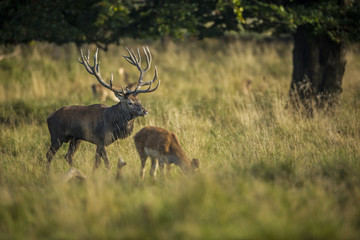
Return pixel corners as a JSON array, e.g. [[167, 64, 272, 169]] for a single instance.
[[289, 27, 346, 116]]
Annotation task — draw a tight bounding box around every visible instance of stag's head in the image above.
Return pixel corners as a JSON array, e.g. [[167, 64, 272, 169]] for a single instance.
[[119, 94, 148, 117], [79, 47, 160, 118]]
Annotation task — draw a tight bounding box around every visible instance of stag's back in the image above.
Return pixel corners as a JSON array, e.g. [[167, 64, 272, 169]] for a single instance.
[[47, 104, 108, 143], [47, 104, 107, 127]]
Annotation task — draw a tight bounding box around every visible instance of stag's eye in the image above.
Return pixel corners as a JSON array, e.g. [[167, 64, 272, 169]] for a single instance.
[[128, 102, 133, 106]]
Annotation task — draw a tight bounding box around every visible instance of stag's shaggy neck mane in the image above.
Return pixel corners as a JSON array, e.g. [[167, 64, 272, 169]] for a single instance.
[[104, 103, 137, 142]]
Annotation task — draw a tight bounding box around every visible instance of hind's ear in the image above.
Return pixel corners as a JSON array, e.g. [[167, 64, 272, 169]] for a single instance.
[[191, 158, 199, 169]]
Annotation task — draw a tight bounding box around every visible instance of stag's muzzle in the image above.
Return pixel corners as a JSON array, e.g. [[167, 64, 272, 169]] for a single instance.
[[140, 109, 148, 116]]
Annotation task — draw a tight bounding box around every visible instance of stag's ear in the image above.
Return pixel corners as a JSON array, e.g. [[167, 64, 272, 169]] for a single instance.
[[114, 92, 127, 100]]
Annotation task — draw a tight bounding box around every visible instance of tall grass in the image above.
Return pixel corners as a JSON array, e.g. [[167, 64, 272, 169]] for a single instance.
[[0, 38, 360, 239]]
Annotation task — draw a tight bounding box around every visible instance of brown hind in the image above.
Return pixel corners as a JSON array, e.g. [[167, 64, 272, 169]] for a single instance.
[[134, 126, 199, 179]]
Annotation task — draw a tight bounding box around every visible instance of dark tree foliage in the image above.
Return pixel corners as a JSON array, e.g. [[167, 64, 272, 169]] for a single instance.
[[0, 0, 132, 47], [0, 0, 238, 46], [130, 0, 238, 39], [240, 0, 360, 43], [237, 0, 360, 114]]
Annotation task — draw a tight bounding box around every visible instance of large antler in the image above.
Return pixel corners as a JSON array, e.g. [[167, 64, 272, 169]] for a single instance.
[[79, 47, 160, 99], [79, 48, 124, 95], [121, 46, 160, 95]]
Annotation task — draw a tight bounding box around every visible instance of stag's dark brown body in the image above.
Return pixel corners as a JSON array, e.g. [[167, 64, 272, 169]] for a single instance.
[[46, 99, 145, 170], [47, 104, 137, 146]]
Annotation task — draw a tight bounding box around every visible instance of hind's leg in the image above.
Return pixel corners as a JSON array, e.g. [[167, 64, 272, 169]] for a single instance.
[[166, 164, 172, 174], [135, 144, 148, 179], [139, 155, 148, 180], [65, 139, 81, 167], [46, 138, 63, 173], [159, 157, 165, 176], [150, 158, 158, 179]]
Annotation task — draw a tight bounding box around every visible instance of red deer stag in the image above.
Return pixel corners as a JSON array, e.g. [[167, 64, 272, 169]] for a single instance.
[[46, 47, 160, 171], [134, 126, 199, 179]]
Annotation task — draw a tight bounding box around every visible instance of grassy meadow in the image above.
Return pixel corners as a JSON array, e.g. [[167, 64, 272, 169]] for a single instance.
[[0, 38, 360, 239]]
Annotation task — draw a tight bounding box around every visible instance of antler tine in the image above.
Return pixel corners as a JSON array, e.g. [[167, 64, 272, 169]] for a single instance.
[[136, 47, 153, 86], [137, 48, 141, 66], [94, 48, 99, 69], [130, 48, 138, 63], [122, 47, 137, 66], [143, 46, 152, 72], [133, 73, 160, 94], [122, 47, 152, 73], [87, 49, 90, 61], [79, 49, 93, 74], [109, 73, 113, 88]]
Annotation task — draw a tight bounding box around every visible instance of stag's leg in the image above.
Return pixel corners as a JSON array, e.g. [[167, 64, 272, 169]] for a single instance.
[[150, 158, 158, 178], [64, 139, 81, 167], [94, 145, 102, 170], [46, 138, 63, 172], [101, 148, 110, 169], [94, 145, 109, 170]]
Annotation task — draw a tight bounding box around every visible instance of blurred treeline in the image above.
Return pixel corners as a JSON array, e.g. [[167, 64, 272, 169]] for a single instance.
[[1, 1, 359, 46], [0, 0, 239, 47], [1, 0, 359, 112]]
